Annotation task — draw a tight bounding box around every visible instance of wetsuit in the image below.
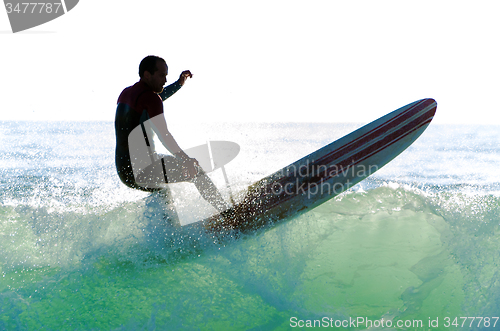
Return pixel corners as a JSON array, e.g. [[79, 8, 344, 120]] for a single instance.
[[115, 80, 182, 192], [115, 80, 230, 213]]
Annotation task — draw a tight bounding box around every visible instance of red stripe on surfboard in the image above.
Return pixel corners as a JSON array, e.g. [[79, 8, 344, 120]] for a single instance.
[[270, 100, 436, 189], [239, 100, 436, 215], [266, 99, 436, 189], [317, 99, 434, 163], [323, 117, 434, 182], [321, 106, 436, 174], [315, 99, 436, 167], [356, 118, 433, 165], [261, 118, 433, 213], [260, 110, 435, 212]]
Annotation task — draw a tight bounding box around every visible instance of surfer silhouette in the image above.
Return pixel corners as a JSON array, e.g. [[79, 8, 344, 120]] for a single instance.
[[115, 55, 229, 213]]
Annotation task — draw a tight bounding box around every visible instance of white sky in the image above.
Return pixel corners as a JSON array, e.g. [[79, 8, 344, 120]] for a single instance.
[[1, 0, 499, 124]]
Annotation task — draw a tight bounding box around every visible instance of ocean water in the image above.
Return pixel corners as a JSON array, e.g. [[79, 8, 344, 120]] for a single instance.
[[1, 120, 500, 330]]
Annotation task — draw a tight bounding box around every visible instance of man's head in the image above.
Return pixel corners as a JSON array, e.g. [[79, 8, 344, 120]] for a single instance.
[[139, 55, 168, 93]]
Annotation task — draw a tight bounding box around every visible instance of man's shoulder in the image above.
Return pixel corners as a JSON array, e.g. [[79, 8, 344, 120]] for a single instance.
[[118, 81, 160, 105], [118, 82, 138, 103], [131, 82, 163, 117], [120, 81, 145, 96]]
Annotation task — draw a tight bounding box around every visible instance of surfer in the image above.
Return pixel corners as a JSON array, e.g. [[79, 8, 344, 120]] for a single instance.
[[114, 55, 230, 213]]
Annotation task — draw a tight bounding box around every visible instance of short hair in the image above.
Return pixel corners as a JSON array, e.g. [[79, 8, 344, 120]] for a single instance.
[[139, 55, 167, 78]]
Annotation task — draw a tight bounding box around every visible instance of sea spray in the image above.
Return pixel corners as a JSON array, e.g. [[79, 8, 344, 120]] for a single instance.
[[2, 122, 500, 329]]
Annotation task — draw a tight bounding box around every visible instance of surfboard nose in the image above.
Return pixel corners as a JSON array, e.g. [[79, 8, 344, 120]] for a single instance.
[[417, 98, 437, 125], [423, 98, 437, 115]]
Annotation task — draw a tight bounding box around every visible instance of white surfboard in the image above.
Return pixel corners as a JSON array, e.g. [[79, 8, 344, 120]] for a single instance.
[[182, 98, 437, 234]]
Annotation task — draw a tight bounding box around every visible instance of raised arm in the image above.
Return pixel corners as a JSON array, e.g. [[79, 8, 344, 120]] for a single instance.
[[159, 70, 193, 101], [159, 81, 182, 101]]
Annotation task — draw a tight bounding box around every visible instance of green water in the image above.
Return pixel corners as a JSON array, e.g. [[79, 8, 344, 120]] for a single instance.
[[3, 184, 496, 330]]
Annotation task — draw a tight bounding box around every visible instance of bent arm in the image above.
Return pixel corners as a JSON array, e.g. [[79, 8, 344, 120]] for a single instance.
[[149, 114, 190, 160]]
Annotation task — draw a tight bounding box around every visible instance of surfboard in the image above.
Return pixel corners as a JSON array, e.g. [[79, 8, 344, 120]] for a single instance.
[[181, 98, 437, 235]]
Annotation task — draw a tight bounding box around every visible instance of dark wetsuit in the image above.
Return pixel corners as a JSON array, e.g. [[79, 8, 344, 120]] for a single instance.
[[115, 80, 182, 192]]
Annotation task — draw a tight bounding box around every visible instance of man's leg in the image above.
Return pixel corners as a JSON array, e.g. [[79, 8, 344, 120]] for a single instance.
[[191, 165, 231, 213], [161, 156, 230, 213]]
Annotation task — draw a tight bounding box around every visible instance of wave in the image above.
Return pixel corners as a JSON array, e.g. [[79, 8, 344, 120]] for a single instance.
[[1, 184, 499, 329]]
